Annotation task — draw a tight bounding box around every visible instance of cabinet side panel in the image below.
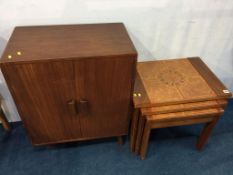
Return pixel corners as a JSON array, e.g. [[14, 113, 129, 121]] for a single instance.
[[75, 56, 136, 138], [1, 61, 82, 145]]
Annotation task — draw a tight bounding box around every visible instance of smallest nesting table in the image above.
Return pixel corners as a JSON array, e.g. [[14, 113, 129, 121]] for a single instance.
[[130, 57, 232, 160]]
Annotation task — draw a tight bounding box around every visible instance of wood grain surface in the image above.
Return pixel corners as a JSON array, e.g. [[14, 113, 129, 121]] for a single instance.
[[147, 108, 224, 122], [141, 99, 227, 115], [1, 23, 137, 64], [189, 57, 231, 98], [139, 108, 224, 159], [74, 56, 136, 139], [0, 23, 137, 145], [1, 61, 83, 144], [133, 100, 226, 154], [133, 57, 232, 108]]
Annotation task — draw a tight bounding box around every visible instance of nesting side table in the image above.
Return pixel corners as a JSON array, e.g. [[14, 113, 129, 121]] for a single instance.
[[130, 57, 232, 159]]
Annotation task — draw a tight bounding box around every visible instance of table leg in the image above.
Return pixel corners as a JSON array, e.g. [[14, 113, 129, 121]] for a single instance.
[[196, 116, 220, 150], [130, 108, 139, 152], [140, 120, 151, 160], [135, 115, 146, 154], [0, 109, 11, 131]]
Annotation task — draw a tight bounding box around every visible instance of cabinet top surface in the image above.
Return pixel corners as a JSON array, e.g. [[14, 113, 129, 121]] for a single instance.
[[133, 57, 232, 108], [0, 23, 137, 63]]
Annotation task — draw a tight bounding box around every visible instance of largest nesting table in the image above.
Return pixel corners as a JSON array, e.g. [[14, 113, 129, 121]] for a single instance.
[[130, 57, 232, 159]]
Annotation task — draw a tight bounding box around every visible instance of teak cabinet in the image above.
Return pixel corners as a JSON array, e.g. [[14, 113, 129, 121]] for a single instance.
[[0, 23, 137, 145]]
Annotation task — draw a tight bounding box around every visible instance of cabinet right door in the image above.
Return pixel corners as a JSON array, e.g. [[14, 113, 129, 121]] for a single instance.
[[74, 56, 136, 139]]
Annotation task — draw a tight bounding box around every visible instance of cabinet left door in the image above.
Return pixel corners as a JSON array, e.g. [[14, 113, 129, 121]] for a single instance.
[[1, 61, 82, 145]]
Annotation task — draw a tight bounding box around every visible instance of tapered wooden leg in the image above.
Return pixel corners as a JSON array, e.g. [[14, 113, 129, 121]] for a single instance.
[[135, 115, 146, 155], [196, 116, 220, 150], [117, 136, 124, 145], [130, 108, 139, 152], [0, 109, 11, 131], [140, 121, 151, 160]]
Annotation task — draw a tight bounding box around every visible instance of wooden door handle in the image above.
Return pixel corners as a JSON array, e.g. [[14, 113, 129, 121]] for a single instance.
[[67, 99, 78, 115], [79, 99, 89, 113]]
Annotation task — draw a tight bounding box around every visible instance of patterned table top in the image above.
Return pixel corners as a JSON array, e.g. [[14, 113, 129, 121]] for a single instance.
[[133, 57, 232, 108]]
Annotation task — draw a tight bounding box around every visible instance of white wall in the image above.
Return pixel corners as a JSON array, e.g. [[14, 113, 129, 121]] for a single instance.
[[0, 0, 233, 121]]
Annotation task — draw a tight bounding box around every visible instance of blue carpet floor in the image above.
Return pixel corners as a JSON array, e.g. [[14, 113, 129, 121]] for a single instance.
[[1, 100, 233, 175]]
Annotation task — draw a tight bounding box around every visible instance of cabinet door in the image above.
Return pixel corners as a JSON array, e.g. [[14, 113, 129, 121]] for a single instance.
[[75, 57, 135, 139], [1, 61, 82, 145]]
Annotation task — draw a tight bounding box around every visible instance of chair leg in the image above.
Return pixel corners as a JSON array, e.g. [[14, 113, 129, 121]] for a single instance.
[[0, 109, 11, 131], [130, 108, 139, 152], [196, 116, 220, 150], [140, 121, 151, 160], [135, 115, 146, 155]]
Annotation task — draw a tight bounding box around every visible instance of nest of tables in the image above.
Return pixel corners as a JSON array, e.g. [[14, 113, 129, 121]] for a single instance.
[[130, 57, 232, 160]]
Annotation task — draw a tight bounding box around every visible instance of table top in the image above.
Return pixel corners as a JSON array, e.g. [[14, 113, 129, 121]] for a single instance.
[[1, 23, 137, 64], [133, 57, 232, 108]]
